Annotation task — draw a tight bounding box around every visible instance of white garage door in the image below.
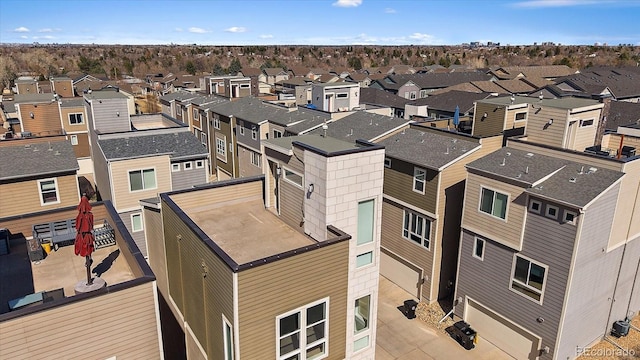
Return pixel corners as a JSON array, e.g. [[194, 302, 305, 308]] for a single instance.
[[380, 251, 421, 299], [466, 298, 540, 360]]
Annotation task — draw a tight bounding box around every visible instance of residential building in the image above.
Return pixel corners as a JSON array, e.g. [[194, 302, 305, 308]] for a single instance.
[[311, 82, 360, 113], [260, 67, 289, 85], [360, 87, 412, 118], [14, 77, 39, 95], [13, 93, 64, 137], [453, 141, 640, 360], [59, 98, 92, 180], [370, 72, 492, 99], [50, 76, 74, 98], [405, 90, 494, 120], [202, 75, 252, 98], [488, 65, 578, 81], [308, 111, 411, 143], [541, 67, 640, 103]]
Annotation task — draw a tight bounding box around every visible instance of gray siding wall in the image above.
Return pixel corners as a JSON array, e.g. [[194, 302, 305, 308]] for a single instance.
[[171, 160, 207, 191], [120, 209, 147, 257], [456, 195, 579, 360], [91, 98, 130, 133], [235, 119, 261, 151], [91, 133, 112, 202], [555, 183, 621, 359]]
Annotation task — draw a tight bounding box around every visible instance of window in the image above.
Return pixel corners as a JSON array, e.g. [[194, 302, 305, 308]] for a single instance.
[[564, 210, 577, 225], [420, 90, 428, 98], [403, 210, 431, 249], [357, 199, 375, 245], [413, 167, 426, 194], [239, 120, 244, 135], [511, 255, 547, 302], [240, 83, 250, 89], [514, 112, 527, 122], [283, 168, 303, 188], [545, 205, 559, 219], [356, 252, 373, 268], [580, 119, 594, 127], [193, 108, 198, 120], [171, 163, 180, 172], [409, 91, 416, 100], [213, 114, 220, 129], [201, 133, 207, 147], [336, 93, 348, 99], [274, 130, 283, 138], [251, 126, 258, 140], [354, 336, 370, 353], [184, 161, 193, 170], [69, 113, 84, 125], [251, 151, 261, 167], [38, 178, 59, 205], [384, 158, 391, 168], [216, 137, 226, 160], [129, 169, 157, 192], [354, 295, 370, 334], [70, 134, 78, 145], [479, 187, 508, 220], [473, 237, 485, 260], [277, 299, 328, 360], [223, 316, 234, 360], [131, 213, 143, 232], [195, 160, 204, 169], [529, 200, 542, 214]]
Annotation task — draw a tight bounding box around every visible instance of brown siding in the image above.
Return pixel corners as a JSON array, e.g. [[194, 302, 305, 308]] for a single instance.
[[70, 132, 91, 158], [18, 102, 62, 136], [51, 79, 74, 98], [473, 102, 506, 137], [0, 283, 160, 360], [383, 158, 438, 215], [237, 144, 263, 178], [0, 174, 79, 218], [462, 172, 527, 250], [237, 240, 349, 360], [60, 105, 88, 133]]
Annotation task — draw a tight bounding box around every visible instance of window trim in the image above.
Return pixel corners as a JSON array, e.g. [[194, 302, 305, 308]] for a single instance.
[[356, 251, 373, 268], [183, 161, 193, 171], [195, 160, 204, 169], [473, 237, 485, 261], [510, 254, 548, 304], [70, 134, 78, 145], [528, 199, 542, 214], [545, 205, 559, 219], [514, 112, 527, 122], [276, 297, 329, 360], [282, 167, 303, 188], [68, 112, 84, 125], [336, 92, 348, 99], [273, 129, 283, 138], [213, 114, 221, 130], [251, 151, 261, 167], [37, 178, 60, 206], [130, 213, 143, 232], [413, 167, 426, 194], [201, 133, 207, 147], [384, 158, 391, 168], [563, 210, 577, 225], [171, 163, 180, 172], [239, 120, 244, 135], [240, 83, 250, 89], [251, 126, 258, 140], [216, 136, 227, 162], [223, 315, 234, 360], [579, 118, 594, 127], [478, 186, 509, 221], [128, 168, 157, 193], [402, 209, 431, 250]]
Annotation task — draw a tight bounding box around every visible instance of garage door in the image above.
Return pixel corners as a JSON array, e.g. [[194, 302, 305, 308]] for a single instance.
[[380, 250, 422, 299], [466, 298, 540, 360]]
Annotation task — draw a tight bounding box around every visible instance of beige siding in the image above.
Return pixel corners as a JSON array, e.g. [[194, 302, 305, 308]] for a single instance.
[[0, 174, 79, 218], [524, 106, 568, 148], [569, 109, 600, 151], [110, 155, 171, 211], [0, 283, 160, 360], [462, 172, 527, 250], [144, 207, 168, 295], [60, 106, 88, 133], [601, 133, 640, 153], [237, 240, 349, 360], [279, 179, 305, 232], [473, 102, 506, 137], [383, 159, 438, 215], [504, 107, 528, 130], [18, 102, 62, 136], [171, 181, 262, 209], [610, 159, 640, 249]]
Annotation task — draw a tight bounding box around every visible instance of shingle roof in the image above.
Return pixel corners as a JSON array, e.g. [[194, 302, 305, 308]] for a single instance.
[[389, 72, 493, 90], [240, 67, 262, 77], [380, 128, 480, 170], [410, 91, 494, 113], [479, 95, 602, 110], [603, 101, 640, 130], [467, 147, 623, 208], [494, 79, 537, 94], [360, 88, 411, 109], [0, 140, 79, 180], [308, 112, 409, 142], [98, 131, 208, 161], [492, 65, 577, 80], [265, 134, 362, 154], [263, 68, 286, 76], [556, 68, 640, 100], [469, 81, 508, 93]]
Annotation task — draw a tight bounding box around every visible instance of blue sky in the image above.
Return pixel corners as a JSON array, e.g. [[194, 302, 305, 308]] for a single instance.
[[1, 0, 639, 45]]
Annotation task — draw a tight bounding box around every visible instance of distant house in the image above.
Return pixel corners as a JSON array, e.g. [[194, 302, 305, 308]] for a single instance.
[[259, 67, 289, 85], [542, 67, 640, 103], [50, 76, 74, 98], [405, 90, 494, 120], [13, 93, 64, 137], [14, 77, 39, 95], [488, 65, 578, 81], [202, 75, 252, 98], [371, 72, 493, 99], [311, 82, 360, 113], [360, 87, 412, 118]]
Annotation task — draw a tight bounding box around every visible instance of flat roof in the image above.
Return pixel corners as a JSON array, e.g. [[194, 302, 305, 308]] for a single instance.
[[84, 90, 128, 100], [179, 198, 314, 265], [265, 134, 363, 155], [479, 95, 603, 110]]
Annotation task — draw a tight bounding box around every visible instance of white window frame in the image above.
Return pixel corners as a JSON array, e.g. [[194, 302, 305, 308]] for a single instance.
[[223, 315, 234, 360], [402, 209, 431, 250], [128, 168, 157, 192], [131, 213, 143, 232], [579, 119, 594, 127], [420, 89, 428, 98], [68, 112, 84, 125], [184, 161, 193, 171], [201, 133, 207, 147], [171, 163, 180, 172], [251, 151, 261, 167], [70, 134, 78, 145], [473, 237, 485, 261], [37, 178, 60, 206], [213, 114, 221, 130], [413, 167, 426, 194], [514, 112, 527, 122], [354, 294, 371, 335], [528, 199, 542, 214], [563, 210, 577, 225], [356, 251, 373, 268], [251, 126, 258, 140], [216, 137, 227, 162], [276, 298, 329, 360], [193, 108, 198, 121], [479, 186, 509, 221], [239, 120, 244, 135], [384, 158, 391, 168], [409, 91, 416, 100], [510, 254, 548, 304], [274, 129, 283, 138], [283, 167, 303, 188], [545, 205, 559, 219], [195, 160, 204, 169]]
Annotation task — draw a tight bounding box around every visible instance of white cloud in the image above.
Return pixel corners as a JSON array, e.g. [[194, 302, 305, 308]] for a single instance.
[[296, 32, 443, 46], [384, 8, 396, 13], [13, 26, 30, 33], [20, 35, 28, 39], [259, 34, 274, 39], [225, 26, 247, 33], [513, 0, 618, 8], [175, 27, 184, 32], [409, 32, 437, 43], [38, 28, 53, 33], [188, 27, 209, 34], [32, 35, 55, 40], [332, 0, 362, 7]]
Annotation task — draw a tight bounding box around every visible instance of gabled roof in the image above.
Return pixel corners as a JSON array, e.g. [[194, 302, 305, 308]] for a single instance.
[[467, 147, 623, 208], [604, 101, 640, 131], [386, 72, 493, 90], [98, 131, 207, 161], [239, 67, 262, 77], [360, 88, 411, 109], [308, 112, 410, 142], [263, 67, 287, 76], [288, 66, 311, 77], [410, 91, 494, 113], [555, 68, 640, 100], [380, 128, 480, 171], [494, 79, 537, 94], [468, 81, 506, 93], [347, 73, 371, 82], [491, 65, 577, 80], [0, 140, 78, 180]]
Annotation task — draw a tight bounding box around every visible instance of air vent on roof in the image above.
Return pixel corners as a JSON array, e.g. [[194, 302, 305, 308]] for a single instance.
[[506, 152, 511, 156], [500, 158, 506, 166], [588, 167, 598, 174], [569, 177, 577, 183], [526, 153, 534, 157], [578, 166, 584, 174]]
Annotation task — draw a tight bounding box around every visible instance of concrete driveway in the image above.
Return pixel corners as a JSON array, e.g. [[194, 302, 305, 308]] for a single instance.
[[376, 277, 513, 360]]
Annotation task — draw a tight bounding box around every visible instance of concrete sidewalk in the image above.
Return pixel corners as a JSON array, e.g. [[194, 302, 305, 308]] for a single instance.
[[376, 277, 512, 360]]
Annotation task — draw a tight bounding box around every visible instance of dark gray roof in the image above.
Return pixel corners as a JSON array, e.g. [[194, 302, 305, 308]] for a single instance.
[[380, 128, 480, 170], [467, 147, 623, 208], [309, 112, 409, 142], [411, 91, 493, 113], [98, 131, 208, 161], [190, 94, 228, 106], [283, 109, 332, 134], [604, 101, 640, 130], [556, 67, 640, 100], [13, 93, 56, 103], [0, 140, 79, 180], [1, 100, 16, 112], [360, 88, 411, 109], [389, 72, 493, 90]]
